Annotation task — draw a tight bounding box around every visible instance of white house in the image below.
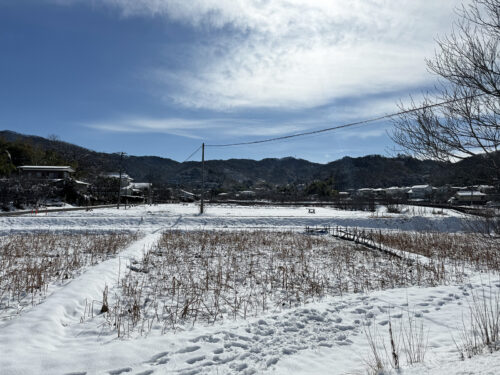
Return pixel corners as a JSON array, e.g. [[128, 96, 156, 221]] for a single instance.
[[103, 172, 133, 188], [453, 190, 487, 204], [239, 190, 256, 198], [408, 185, 433, 201]]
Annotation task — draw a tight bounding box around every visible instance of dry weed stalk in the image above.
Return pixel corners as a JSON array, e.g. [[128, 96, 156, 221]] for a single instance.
[[455, 286, 500, 359], [374, 232, 500, 274], [99, 230, 458, 338], [0, 232, 137, 318], [364, 311, 427, 374]]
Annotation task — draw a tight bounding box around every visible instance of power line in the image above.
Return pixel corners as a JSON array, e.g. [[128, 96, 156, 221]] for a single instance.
[[205, 94, 484, 148], [181, 145, 202, 163]]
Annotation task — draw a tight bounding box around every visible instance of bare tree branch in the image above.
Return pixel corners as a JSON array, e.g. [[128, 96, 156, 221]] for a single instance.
[[391, 0, 500, 179]]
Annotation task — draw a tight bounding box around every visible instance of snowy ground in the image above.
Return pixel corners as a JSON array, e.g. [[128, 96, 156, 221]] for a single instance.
[[0, 203, 468, 233], [0, 203, 498, 375]]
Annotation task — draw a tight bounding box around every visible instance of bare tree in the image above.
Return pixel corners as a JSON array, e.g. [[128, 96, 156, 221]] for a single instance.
[[391, 0, 499, 178]]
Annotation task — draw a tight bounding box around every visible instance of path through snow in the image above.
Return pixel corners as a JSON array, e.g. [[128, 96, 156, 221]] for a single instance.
[[2, 270, 498, 374], [0, 231, 161, 357], [0, 205, 495, 374]]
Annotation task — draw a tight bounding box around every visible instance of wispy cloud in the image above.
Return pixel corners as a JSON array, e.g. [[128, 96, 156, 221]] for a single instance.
[[86, 117, 313, 139], [86, 111, 392, 143], [54, 0, 464, 112]]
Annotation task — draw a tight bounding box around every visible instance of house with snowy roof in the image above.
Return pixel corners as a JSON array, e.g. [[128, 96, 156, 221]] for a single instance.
[[453, 190, 487, 204], [407, 184, 433, 201], [18, 165, 75, 179]]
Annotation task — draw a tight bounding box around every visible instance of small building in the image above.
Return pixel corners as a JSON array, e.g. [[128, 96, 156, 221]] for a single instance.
[[179, 189, 198, 202], [73, 179, 91, 193], [130, 182, 152, 193], [338, 191, 350, 200], [103, 172, 133, 188], [18, 165, 75, 179], [385, 186, 407, 199], [356, 188, 374, 198], [373, 188, 386, 200], [128, 182, 151, 198], [453, 190, 487, 204], [434, 185, 456, 203], [240, 190, 256, 197], [408, 185, 433, 201], [476, 185, 495, 194]]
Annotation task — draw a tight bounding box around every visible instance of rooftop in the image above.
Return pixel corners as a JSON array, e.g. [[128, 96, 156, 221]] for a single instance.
[[18, 165, 75, 173], [104, 172, 132, 180], [131, 182, 152, 188], [456, 191, 486, 196]]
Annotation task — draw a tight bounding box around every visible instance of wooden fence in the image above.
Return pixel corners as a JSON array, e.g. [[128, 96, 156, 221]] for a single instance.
[[305, 225, 405, 260]]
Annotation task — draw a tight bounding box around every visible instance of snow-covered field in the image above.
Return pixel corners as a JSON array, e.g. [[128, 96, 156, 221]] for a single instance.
[[0, 203, 468, 233], [0, 203, 498, 375]]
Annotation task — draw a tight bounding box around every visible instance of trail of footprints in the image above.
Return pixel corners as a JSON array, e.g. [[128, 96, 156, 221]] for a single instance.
[[136, 288, 470, 374], [67, 282, 500, 375]]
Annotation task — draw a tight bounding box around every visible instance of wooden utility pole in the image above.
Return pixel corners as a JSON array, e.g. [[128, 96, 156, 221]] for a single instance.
[[117, 152, 124, 209], [200, 143, 205, 214]]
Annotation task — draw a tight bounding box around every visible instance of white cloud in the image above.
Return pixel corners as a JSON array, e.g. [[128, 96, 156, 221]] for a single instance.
[[57, 0, 465, 111], [86, 117, 312, 139], [86, 111, 392, 142]]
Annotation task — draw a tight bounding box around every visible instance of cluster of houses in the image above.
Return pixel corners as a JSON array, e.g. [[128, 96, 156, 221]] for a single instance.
[[13, 165, 498, 207], [213, 183, 498, 206], [16, 165, 152, 204], [102, 172, 152, 201], [341, 184, 497, 205]]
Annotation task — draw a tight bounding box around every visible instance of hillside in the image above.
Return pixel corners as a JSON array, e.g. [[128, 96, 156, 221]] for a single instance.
[[0, 130, 495, 190]]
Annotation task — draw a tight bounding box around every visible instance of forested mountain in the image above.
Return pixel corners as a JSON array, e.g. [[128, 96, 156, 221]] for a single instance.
[[0, 130, 496, 190]]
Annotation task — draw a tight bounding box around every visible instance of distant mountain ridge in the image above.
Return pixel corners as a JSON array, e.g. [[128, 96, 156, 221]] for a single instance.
[[0, 130, 495, 190]]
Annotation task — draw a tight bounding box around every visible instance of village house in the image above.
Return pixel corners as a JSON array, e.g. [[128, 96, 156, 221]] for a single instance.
[[103, 172, 133, 188], [407, 184, 433, 201], [18, 165, 75, 179], [239, 190, 256, 198], [452, 190, 488, 205], [338, 191, 350, 200], [103, 173, 152, 202], [356, 188, 374, 198], [129, 182, 153, 202], [475, 185, 495, 194], [385, 186, 408, 200], [373, 188, 386, 200]]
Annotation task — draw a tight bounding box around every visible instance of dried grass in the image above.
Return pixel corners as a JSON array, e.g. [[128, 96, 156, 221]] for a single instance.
[[0, 232, 137, 318], [98, 230, 462, 337]]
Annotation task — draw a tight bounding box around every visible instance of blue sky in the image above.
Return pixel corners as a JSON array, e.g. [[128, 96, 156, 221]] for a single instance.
[[0, 0, 464, 163]]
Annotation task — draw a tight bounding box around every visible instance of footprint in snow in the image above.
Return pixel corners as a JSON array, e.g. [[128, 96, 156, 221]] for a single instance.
[[266, 357, 279, 367], [177, 346, 201, 354], [186, 355, 205, 365], [230, 363, 248, 371], [179, 370, 200, 375], [108, 368, 132, 375], [352, 308, 366, 314], [190, 335, 220, 344], [148, 351, 169, 364]]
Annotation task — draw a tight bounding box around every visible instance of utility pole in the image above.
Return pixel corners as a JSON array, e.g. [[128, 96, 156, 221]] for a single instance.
[[117, 152, 124, 209], [200, 143, 205, 214]]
